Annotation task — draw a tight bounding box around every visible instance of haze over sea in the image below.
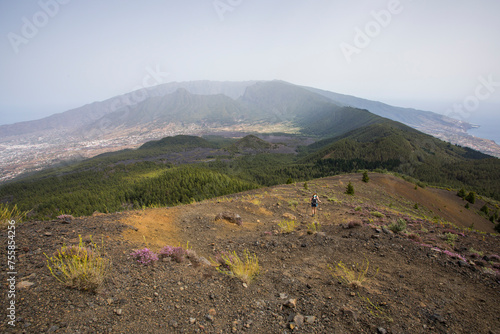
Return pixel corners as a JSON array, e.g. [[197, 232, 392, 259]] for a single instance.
[[468, 115, 500, 144], [458, 102, 499, 144]]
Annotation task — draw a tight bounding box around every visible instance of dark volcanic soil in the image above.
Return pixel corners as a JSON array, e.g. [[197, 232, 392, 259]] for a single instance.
[[1, 173, 499, 334]]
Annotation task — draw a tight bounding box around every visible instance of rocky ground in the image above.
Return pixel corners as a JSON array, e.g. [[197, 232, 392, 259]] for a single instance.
[[1, 173, 499, 334]]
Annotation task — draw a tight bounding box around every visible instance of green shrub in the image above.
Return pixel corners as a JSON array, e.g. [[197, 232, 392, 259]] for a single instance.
[[328, 197, 341, 204], [465, 191, 476, 204], [345, 182, 354, 195], [370, 211, 384, 218], [490, 210, 499, 223], [416, 181, 426, 188], [480, 204, 489, 215], [388, 218, 406, 233], [469, 248, 484, 256], [444, 232, 458, 247], [362, 172, 370, 183]]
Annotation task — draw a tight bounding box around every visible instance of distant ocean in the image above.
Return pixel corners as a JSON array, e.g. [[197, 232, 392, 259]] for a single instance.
[[466, 114, 500, 144]]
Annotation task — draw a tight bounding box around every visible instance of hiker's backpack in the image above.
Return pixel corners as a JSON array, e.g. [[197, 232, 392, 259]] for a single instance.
[[311, 196, 318, 205]]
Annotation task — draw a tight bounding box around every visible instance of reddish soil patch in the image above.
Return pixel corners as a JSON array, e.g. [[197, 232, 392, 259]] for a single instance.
[[122, 207, 182, 249]]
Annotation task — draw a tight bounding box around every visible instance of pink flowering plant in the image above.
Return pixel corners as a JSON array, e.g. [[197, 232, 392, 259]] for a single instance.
[[212, 251, 236, 271], [159, 245, 187, 263], [441, 250, 467, 262], [159, 245, 174, 257], [130, 242, 194, 265], [130, 248, 159, 265]]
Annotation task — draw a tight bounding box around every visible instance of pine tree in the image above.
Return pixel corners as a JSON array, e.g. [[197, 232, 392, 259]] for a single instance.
[[465, 191, 476, 204], [345, 181, 354, 195], [362, 171, 370, 183]]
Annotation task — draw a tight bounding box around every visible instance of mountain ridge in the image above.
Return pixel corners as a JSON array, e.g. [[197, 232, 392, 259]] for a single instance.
[[1, 80, 499, 183], [0, 80, 486, 141]]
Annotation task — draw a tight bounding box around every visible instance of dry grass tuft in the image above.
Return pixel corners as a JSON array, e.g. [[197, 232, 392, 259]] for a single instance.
[[45, 235, 110, 292], [278, 219, 296, 233], [328, 259, 378, 289], [1, 203, 27, 229], [213, 249, 260, 284], [307, 222, 321, 234]]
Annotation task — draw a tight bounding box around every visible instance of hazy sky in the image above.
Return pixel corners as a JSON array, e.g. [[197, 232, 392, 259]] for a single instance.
[[1, 0, 499, 130]]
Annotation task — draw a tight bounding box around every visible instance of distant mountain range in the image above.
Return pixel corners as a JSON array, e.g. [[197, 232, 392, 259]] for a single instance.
[[1, 80, 496, 147], [1, 80, 499, 182]]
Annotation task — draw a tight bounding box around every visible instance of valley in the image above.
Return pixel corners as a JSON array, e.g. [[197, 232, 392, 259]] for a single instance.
[[0, 121, 300, 182]]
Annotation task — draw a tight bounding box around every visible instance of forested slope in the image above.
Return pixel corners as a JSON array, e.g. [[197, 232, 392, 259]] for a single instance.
[[302, 122, 500, 199], [2, 121, 499, 221]]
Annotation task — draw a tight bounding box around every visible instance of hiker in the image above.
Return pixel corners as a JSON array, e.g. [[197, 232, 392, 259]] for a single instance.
[[311, 193, 321, 217]]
